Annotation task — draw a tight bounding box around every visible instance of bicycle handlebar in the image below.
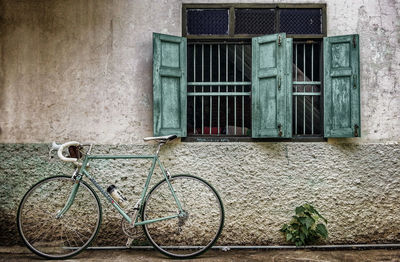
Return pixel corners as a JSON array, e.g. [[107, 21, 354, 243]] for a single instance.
[[51, 141, 80, 162]]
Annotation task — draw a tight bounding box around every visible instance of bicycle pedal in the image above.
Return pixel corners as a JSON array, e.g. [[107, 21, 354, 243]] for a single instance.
[[126, 238, 134, 248]]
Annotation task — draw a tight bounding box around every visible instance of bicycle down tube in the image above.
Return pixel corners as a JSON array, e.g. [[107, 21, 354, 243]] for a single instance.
[[70, 153, 185, 226]]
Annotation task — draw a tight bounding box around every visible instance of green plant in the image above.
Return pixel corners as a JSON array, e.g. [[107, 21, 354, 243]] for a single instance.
[[280, 203, 328, 246]]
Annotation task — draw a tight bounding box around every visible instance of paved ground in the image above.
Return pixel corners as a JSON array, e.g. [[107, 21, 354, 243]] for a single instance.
[[1, 246, 400, 262]]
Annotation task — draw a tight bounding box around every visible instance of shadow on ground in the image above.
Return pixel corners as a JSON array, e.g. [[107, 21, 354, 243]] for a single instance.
[[1, 247, 400, 262]]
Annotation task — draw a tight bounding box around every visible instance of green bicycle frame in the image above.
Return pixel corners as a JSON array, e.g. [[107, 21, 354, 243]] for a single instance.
[[57, 152, 184, 226]]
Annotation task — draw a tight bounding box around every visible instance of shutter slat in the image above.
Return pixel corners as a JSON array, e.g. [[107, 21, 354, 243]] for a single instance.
[[153, 33, 187, 137]]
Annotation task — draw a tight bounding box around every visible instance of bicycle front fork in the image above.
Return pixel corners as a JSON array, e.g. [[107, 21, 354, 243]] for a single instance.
[[55, 169, 81, 218]]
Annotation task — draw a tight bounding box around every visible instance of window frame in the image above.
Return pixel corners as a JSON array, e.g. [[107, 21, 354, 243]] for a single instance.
[[182, 3, 327, 40]]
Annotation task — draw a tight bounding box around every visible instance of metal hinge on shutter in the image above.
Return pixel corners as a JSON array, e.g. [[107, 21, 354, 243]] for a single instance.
[[353, 75, 357, 89], [278, 76, 281, 90], [278, 35, 282, 46], [354, 124, 359, 137], [353, 35, 356, 48], [278, 124, 283, 137]]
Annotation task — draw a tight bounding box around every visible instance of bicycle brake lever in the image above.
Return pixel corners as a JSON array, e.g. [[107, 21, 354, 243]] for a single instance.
[[49, 142, 62, 159], [49, 149, 54, 159]]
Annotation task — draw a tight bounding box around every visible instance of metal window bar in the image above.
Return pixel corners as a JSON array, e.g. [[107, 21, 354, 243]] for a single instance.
[[293, 41, 322, 136], [193, 44, 196, 134], [242, 45, 245, 135], [187, 43, 251, 136], [209, 45, 212, 134], [226, 44, 228, 135], [234, 45, 237, 135], [311, 43, 314, 134], [202, 44, 204, 135], [218, 45, 220, 135]]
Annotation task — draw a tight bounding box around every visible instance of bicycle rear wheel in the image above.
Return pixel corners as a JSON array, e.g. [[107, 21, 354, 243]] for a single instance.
[[17, 175, 102, 259], [142, 175, 224, 258]]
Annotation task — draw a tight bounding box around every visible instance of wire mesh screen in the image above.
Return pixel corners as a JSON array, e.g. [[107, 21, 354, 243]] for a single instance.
[[234, 9, 275, 35], [280, 9, 322, 35], [186, 9, 229, 35]]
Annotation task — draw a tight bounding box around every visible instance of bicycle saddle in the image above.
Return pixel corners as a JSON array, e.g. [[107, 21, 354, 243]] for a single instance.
[[143, 135, 177, 142]]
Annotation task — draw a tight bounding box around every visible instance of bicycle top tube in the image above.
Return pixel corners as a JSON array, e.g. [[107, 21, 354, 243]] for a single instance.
[[87, 135, 177, 160], [51, 134, 178, 163], [87, 155, 156, 160]]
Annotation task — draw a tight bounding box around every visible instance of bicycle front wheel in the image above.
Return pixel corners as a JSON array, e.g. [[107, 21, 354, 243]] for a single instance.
[[142, 175, 224, 258], [17, 175, 102, 259]]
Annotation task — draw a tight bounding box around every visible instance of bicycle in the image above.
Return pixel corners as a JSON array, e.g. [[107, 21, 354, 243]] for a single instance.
[[17, 135, 224, 259]]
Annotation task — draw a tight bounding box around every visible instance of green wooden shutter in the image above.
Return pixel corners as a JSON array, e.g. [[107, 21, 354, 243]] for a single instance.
[[153, 33, 187, 137], [252, 33, 292, 138], [324, 34, 360, 137]]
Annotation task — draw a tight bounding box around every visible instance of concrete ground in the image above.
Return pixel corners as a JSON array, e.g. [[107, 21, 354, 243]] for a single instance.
[[1, 246, 400, 262]]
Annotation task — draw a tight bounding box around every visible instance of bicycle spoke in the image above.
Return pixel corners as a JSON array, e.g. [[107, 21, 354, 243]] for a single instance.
[[18, 176, 102, 259], [63, 225, 72, 249], [30, 220, 57, 244], [63, 223, 91, 244], [142, 175, 224, 259]]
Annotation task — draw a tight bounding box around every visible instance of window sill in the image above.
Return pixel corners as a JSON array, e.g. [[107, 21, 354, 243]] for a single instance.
[[182, 136, 327, 142]]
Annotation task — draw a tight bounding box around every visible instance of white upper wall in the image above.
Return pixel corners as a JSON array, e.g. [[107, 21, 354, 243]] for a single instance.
[[0, 0, 399, 143]]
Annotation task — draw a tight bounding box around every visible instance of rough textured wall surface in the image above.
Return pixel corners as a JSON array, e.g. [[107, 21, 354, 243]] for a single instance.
[[1, 142, 400, 245], [0, 0, 400, 247]]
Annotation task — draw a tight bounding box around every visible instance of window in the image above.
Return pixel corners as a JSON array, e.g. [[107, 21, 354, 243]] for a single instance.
[[152, 4, 360, 139], [187, 43, 252, 136]]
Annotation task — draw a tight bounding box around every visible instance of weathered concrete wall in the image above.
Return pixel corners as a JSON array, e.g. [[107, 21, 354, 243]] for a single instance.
[[1, 0, 400, 247]]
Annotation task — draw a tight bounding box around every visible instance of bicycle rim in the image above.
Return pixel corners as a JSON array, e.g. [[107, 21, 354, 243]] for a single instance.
[[17, 176, 102, 259], [142, 175, 224, 258]]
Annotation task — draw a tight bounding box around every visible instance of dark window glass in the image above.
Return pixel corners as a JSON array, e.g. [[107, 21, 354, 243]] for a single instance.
[[280, 9, 322, 35], [187, 9, 229, 35], [235, 9, 275, 35]]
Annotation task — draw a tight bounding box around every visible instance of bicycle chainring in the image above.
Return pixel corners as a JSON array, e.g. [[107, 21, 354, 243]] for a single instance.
[[121, 209, 140, 238]]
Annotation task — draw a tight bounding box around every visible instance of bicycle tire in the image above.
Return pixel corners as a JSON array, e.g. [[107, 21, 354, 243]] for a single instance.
[[17, 175, 102, 259], [141, 174, 224, 258]]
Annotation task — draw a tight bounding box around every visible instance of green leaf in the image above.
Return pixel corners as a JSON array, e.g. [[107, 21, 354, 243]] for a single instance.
[[295, 206, 306, 215], [299, 232, 305, 242], [319, 214, 328, 224], [306, 204, 316, 212], [298, 217, 307, 225], [286, 233, 293, 241], [316, 224, 328, 238], [300, 225, 309, 237], [305, 217, 315, 229], [280, 224, 288, 232], [310, 206, 327, 223]]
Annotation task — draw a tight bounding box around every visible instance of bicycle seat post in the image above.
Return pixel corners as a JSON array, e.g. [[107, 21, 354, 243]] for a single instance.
[[155, 141, 165, 156]]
